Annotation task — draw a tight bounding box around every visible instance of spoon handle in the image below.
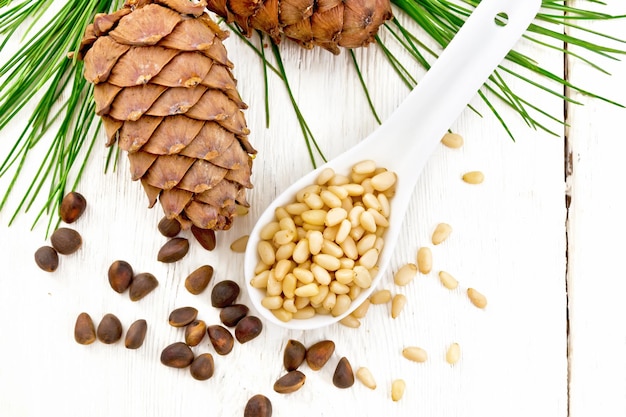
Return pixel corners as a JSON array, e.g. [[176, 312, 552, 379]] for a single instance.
[[371, 0, 542, 182]]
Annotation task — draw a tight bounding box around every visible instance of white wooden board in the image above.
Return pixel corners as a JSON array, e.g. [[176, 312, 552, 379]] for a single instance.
[[0, 1, 620, 416]]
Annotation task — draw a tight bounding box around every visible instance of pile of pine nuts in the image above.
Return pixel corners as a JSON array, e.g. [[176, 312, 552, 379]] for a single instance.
[[250, 160, 397, 322]]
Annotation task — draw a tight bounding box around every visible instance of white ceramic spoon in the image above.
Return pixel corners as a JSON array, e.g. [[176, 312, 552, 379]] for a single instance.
[[244, 0, 542, 330]]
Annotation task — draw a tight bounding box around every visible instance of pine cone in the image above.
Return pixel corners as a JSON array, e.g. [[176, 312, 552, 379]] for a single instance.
[[206, 0, 393, 54], [79, 0, 255, 231]]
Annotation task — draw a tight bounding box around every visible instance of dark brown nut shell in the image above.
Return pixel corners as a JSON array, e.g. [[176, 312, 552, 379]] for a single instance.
[[59, 191, 87, 223], [219, 304, 249, 327], [191, 225, 216, 251], [108, 260, 134, 293], [332, 357, 355, 388], [74, 312, 96, 345], [168, 306, 198, 327], [184, 320, 206, 346], [207, 324, 234, 355], [273, 370, 306, 394], [157, 216, 181, 237], [235, 316, 262, 344], [283, 339, 306, 371], [157, 237, 189, 263], [210, 280, 240, 307], [129, 272, 159, 301], [306, 340, 335, 371], [125, 319, 147, 349], [161, 342, 194, 368], [190, 353, 215, 380], [96, 313, 123, 344], [244, 394, 273, 417], [50, 227, 82, 255], [34, 246, 59, 272], [184, 265, 213, 295]]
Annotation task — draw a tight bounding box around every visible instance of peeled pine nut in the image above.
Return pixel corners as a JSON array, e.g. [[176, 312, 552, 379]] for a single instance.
[[272, 308, 293, 322], [391, 294, 407, 318], [230, 235, 249, 253], [294, 283, 319, 298], [254, 160, 396, 321], [352, 159, 377, 175], [467, 288, 488, 308], [257, 241, 276, 266], [462, 171, 485, 184], [331, 294, 352, 316], [441, 132, 464, 148], [394, 263, 417, 286], [261, 295, 284, 310], [369, 289, 391, 305], [438, 271, 459, 290], [351, 299, 370, 319], [339, 314, 361, 328], [446, 342, 461, 364], [416, 247, 432, 274], [316, 167, 335, 185], [391, 379, 406, 401], [370, 171, 397, 192], [260, 222, 280, 240], [402, 346, 428, 363], [431, 223, 452, 245], [356, 367, 377, 390]]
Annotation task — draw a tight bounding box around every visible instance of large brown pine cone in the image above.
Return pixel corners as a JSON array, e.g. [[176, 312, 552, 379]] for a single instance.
[[79, 0, 255, 231], [206, 0, 393, 54]]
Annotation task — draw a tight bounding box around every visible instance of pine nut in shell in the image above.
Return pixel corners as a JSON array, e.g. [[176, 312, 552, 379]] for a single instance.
[[168, 307, 198, 327], [244, 394, 272, 417], [96, 313, 122, 344], [59, 191, 87, 223], [108, 260, 133, 293], [467, 287, 488, 308], [184, 320, 206, 346], [306, 340, 335, 371], [184, 265, 213, 295], [128, 272, 158, 301], [74, 312, 96, 345], [274, 370, 306, 394], [157, 237, 189, 263], [190, 353, 214, 380], [50, 227, 82, 255], [333, 357, 355, 388], [34, 246, 59, 272], [125, 319, 147, 349], [431, 223, 452, 245]]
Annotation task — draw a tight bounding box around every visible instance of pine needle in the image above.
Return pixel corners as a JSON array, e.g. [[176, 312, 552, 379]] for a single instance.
[[0, 0, 120, 233], [1, 0, 625, 232]]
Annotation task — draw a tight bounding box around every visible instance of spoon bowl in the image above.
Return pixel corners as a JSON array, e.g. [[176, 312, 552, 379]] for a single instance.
[[244, 0, 542, 330]]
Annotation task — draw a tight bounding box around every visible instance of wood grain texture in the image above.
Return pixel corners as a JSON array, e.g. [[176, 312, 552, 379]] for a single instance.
[[2, 1, 620, 416], [566, 2, 626, 417]]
